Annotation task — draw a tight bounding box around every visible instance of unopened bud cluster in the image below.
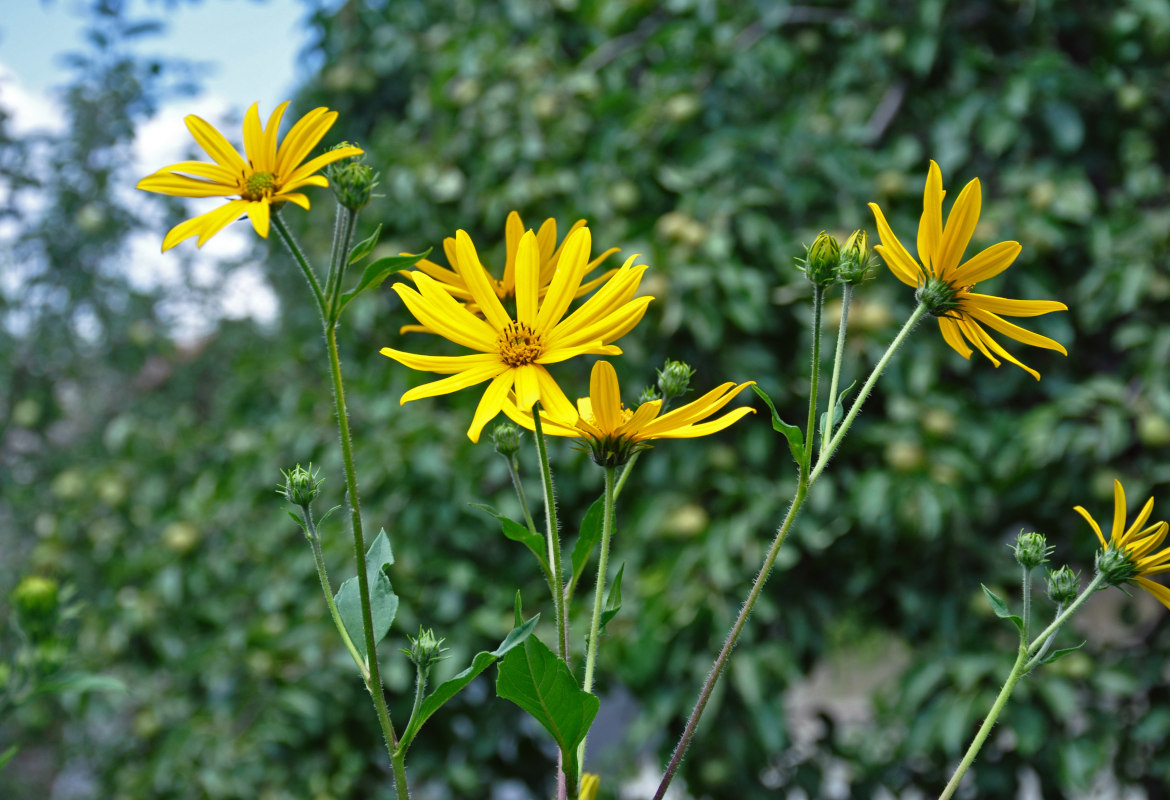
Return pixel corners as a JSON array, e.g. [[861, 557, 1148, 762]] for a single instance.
[[1013, 531, 1052, 569], [657, 359, 695, 404], [325, 143, 379, 211], [278, 463, 323, 508], [837, 229, 874, 285], [1046, 565, 1080, 604], [402, 627, 449, 671], [795, 229, 873, 288], [637, 385, 662, 406]]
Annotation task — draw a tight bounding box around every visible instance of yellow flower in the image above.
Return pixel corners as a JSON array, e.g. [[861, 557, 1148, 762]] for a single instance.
[[579, 773, 600, 800], [399, 210, 620, 333], [868, 160, 1068, 380], [1075, 479, 1170, 609], [137, 102, 362, 251], [381, 228, 652, 443], [503, 360, 755, 466]]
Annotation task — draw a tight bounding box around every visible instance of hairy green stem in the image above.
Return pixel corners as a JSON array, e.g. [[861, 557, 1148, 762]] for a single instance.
[[272, 212, 326, 317], [655, 303, 927, 800], [532, 408, 569, 661], [939, 571, 1108, 799], [803, 285, 825, 477], [578, 465, 617, 769], [1021, 563, 1032, 641], [821, 283, 853, 457], [304, 504, 368, 679], [507, 456, 539, 536], [326, 205, 359, 322]]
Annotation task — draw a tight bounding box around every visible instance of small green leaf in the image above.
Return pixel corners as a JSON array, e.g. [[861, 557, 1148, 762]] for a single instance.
[[1037, 642, 1086, 666], [567, 497, 605, 599], [398, 613, 540, 752], [514, 591, 523, 628], [37, 672, 127, 696], [335, 529, 399, 659], [496, 636, 599, 789], [819, 379, 857, 438], [348, 223, 382, 265], [752, 385, 803, 464], [472, 504, 549, 575], [337, 248, 431, 313], [598, 563, 624, 633], [981, 584, 1024, 635]]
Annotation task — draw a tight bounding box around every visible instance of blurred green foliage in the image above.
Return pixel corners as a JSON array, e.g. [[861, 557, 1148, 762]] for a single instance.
[[3, 0, 1170, 798]]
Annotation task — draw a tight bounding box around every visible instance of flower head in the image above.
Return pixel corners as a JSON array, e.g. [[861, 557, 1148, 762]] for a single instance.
[[869, 160, 1068, 380], [399, 210, 620, 333], [381, 228, 653, 442], [137, 102, 362, 250], [1074, 479, 1170, 609], [503, 360, 755, 467]]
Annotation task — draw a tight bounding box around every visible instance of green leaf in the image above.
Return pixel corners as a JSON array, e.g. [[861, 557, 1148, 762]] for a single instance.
[[567, 496, 604, 599], [335, 529, 399, 659], [336, 248, 431, 314], [598, 563, 624, 633], [1036, 641, 1086, 666], [472, 504, 549, 575], [0, 745, 17, 772], [752, 385, 803, 464], [496, 635, 600, 788], [37, 672, 127, 696], [347, 223, 382, 265], [981, 584, 1024, 635], [399, 613, 540, 751], [818, 379, 857, 438]]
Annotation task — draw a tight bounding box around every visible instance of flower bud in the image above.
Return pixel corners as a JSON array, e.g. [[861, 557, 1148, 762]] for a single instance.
[[325, 143, 378, 211], [1013, 530, 1051, 569], [657, 359, 695, 404], [278, 463, 323, 508], [12, 575, 60, 639], [579, 773, 600, 800], [636, 385, 662, 406], [1046, 565, 1080, 605], [402, 627, 449, 671], [491, 422, 523, 459], [837, 229, 874, 285], [1096, 546, 1138, 587], [797, 231, 840, 288], [916, 275, 962, 317]]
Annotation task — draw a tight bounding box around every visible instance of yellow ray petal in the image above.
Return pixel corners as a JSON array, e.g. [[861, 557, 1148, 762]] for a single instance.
[[397, 362, 503, 404], [1074, 505, 1108, 549], [1121, 497, 1156, 544], [283, 146, 364, 188], [280, 174, 330, 194], [137, 173, 236, 198], [393, 279, 496, 352], [533, 366, 577, 424], [153, 160, 239, 185], [513, 363, 542, 411], [918, 160, 944, 275], [242, 103, 265, 170], [960, 293, 1068, 318], [616, 400, 663, 438], [501, 397, 579, 436], [247, 200, 271, 238], [376, 349, 498, 374], [467, 371, 517, 443], [956, 316, 1002, 369], [647, 382, 752, 433], [938, 316, 974, 360], [589, 361, 623, 433], [868, 203, 922, 287], [1135, 577, 1170, 611], [278, 192, 311, 210], [1111, 480, 1126, 545], [185, 114, 247, 172], [653, 406, 757, 438], [514, 231, 540, 327], [963, 306, 1067, 355], [948, 241, 1022, 286], [275, 107, 334, 176], [537, 226, 591, 330], [261, 101, 290, 172], [963, 316, 1042, 380], [937, 177, 980, 279], [453, 230, 512, 330]]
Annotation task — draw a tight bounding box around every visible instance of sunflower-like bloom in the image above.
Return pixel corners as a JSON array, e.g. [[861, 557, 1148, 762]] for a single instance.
[[503, 360, 755, 466], [398, 210, 620, 333], [381, 227, 652, 443], [869, 160, 1068, 380], [137, 102, 362, 251], [1075, 479, 1170, 610]]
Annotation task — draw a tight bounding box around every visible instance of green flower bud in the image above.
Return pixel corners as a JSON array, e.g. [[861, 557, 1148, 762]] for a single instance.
[[637, 385, 662, 406], [325, 143, 379, 211], [12, 575, 60, 638], [1013, 531, 1052, 569], [1096, 546, 1138, 587], [657, 359, 695, 404], [278, 463, 323, 508], [1046, 565, 1080, 605], [402, 627, 449, 671], [838, 229, 874, 285], [490, 422, 523, 459], [796, 231, 840, 288]]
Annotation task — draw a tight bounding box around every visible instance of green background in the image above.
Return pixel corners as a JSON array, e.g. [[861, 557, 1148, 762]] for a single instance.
[[3, 0, 1169, 797]]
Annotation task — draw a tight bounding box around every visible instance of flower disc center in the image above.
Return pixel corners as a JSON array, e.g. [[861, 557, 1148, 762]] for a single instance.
[[497, 322, 544, 367], [243, 171, 279, 201]]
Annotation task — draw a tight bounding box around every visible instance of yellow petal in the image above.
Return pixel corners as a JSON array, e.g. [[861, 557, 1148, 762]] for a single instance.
[[514, 231, 540, 327], [963, 305, 1067, 355], [453, 230, 512, 330], [537, 226, 591, 330], [1112, 480, 1127, 546], [1074, 505, 1108, 550], [503, 210, 524, 293], [962, 316, 1042, 380], [152, 160, 239, 185], [1135, 577, 1170, 611], [868, 203, 921, 287], [277, 192, 311, 210], [918, 160, 944, 275], [513, 363, 541, 410], [376, 349, 498, 375], [1121, 496, 1156, 545], [938, 316, 974, 360], [185, 114, 247, 172], [275, 107, 334, 176], [653, 406, 757, 438], [392, 278, 496, 351], [937, 177, 980, 279], [616, 400, 663, 438], [247, 200, 271, 238], [533, 366, 577, 425], [137, 173, 236, 198], [589, 361, 623, 433], [948, 241, 1022, 286], [960, 293, 1068, 318], [261, 101, 291, 172], [955, 316, 1002, 368], [242, 103, 265, 171], [467, 371, 516, 443], [397, 362, 503, 403]]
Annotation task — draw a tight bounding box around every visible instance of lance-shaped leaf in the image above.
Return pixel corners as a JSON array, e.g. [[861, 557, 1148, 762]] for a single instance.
[[348, 224, 382, 265], [472, 504, 550, 575], [496, 635, 599, 789], [752, 385, 803, 464], [398, 613, 540, 753], [567, 496, 605, 600], [981, 584, 1025, 636], [336, 249, 432, 315], [819, 379, 857, 438], [335, 529, 399, 659], [598, 563, 624, 634]]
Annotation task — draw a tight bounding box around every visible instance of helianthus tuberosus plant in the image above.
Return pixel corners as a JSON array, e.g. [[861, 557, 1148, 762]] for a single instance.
[[137, 102, 1163, 800]]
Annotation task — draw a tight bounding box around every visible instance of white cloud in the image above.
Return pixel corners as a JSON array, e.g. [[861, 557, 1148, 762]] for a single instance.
[[0, 60, 66, 137]]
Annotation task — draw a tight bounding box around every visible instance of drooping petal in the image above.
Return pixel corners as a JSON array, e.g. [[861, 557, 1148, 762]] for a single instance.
[[964, 305, 1068, 354], [938, 316, 974, 360], [653, 406, 757, 438], [955, 317, 1002, 369], [247, 199, 271, 238], [868, 202, 922, 287], [466, 371, 517, 443], [278, 192, 311, 210], [1074, 505, 1108, 550], [1135, 577, 1170, 611], [961, 316, 1041, 380], [961, 294, 1068, 318]]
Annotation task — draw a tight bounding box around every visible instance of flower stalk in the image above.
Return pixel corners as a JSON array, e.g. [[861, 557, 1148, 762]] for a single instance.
[[578, 464, 618, 769]]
